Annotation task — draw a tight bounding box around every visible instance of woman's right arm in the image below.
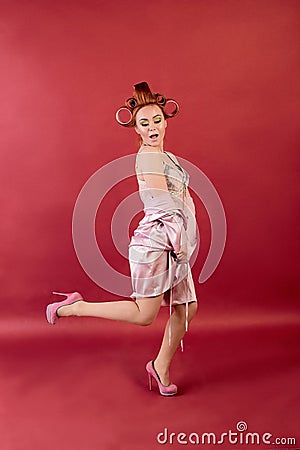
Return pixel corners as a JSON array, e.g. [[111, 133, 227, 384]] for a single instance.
[[136, 149, 169, 192]]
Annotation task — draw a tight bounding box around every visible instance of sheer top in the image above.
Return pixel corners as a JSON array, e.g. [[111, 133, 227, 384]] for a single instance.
[[135, 149, 190, 209]]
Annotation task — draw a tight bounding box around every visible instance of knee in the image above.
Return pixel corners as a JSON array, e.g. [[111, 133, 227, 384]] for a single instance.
[[174, 301, 198, 324], [134, 295, 162, 326], [135, 315, 155, 327], [188, 302, 198, 322]]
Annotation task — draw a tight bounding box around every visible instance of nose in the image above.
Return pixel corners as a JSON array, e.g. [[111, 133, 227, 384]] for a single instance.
[[149, 121, 157, 131]]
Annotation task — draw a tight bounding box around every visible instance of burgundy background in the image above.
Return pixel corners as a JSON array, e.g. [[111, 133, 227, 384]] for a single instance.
[[0, 1, 299, 449]]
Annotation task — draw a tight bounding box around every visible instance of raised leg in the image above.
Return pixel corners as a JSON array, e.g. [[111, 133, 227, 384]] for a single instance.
[[57, 294, 164, 326]]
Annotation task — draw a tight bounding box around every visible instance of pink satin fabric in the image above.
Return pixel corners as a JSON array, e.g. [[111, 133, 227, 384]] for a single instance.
[[128, 150, 198, 347]]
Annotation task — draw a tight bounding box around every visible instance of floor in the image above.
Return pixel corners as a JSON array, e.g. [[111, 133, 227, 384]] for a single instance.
[[1, 307, 299, 450]]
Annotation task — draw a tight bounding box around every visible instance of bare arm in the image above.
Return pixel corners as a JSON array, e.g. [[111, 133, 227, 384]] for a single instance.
[[136, 148, 169, 193]]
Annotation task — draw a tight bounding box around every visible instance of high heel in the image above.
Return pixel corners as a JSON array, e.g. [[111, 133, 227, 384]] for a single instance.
[[46, 291, 83, 325], [146, 360, 177, 396]]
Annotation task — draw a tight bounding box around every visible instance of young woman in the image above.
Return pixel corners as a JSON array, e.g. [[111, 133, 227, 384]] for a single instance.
[[46, 82, 198, 396]]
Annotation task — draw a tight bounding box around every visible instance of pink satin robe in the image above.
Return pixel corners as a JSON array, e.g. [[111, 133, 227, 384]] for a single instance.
[[128, 150, 198, 348]]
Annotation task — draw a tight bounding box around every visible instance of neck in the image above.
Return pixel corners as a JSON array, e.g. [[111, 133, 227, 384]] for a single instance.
[[142, 143, 164, 152]]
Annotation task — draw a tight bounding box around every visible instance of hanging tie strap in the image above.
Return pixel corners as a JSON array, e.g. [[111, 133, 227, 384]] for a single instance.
[[179, 296, 189, 352], [169, 286, 172, 346], [168, 251, 173, 347]]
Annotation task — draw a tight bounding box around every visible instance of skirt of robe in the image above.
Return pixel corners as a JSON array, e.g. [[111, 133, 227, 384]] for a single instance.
[[128, 214, 198, 307]]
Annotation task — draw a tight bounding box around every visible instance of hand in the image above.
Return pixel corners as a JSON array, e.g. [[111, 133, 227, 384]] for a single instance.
[[175, 241, 188, 263]]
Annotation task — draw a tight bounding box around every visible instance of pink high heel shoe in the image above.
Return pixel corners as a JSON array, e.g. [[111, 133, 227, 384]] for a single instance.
[[46, 291, 83, 325], [146, 360, 177, 396]]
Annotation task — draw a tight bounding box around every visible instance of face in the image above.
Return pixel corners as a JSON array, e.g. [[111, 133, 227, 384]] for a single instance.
[[134, 104, 167, 149]]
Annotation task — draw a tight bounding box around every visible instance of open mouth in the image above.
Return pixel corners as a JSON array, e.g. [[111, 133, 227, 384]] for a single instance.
[[149, 133, 159, 140]]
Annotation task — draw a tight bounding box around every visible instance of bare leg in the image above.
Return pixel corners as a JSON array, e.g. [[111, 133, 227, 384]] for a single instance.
[[57, 294, 163, 326], [153, 302, 198, 385]]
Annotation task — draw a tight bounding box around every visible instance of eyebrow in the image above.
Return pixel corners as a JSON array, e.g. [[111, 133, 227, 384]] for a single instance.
[[139, 114, 162, 121]]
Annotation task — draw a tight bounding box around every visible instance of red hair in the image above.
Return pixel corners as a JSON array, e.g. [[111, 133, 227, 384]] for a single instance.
[[116, 81, 179, 147]]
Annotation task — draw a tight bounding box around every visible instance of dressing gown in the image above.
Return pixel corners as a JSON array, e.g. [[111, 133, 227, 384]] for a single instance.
[[128, 149, 198, 347]]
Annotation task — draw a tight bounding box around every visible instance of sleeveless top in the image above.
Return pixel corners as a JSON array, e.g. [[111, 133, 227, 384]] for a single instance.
[[136, 149, 190, 205]]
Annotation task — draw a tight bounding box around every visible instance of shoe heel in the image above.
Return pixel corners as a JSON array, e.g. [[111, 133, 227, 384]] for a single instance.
[[148, 372, 152, 391], [145, 360, 177, 396], [52, 292, 68, 297]]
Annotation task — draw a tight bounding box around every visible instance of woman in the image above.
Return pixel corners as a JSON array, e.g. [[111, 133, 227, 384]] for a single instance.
[[46, 82, 198, 396]]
